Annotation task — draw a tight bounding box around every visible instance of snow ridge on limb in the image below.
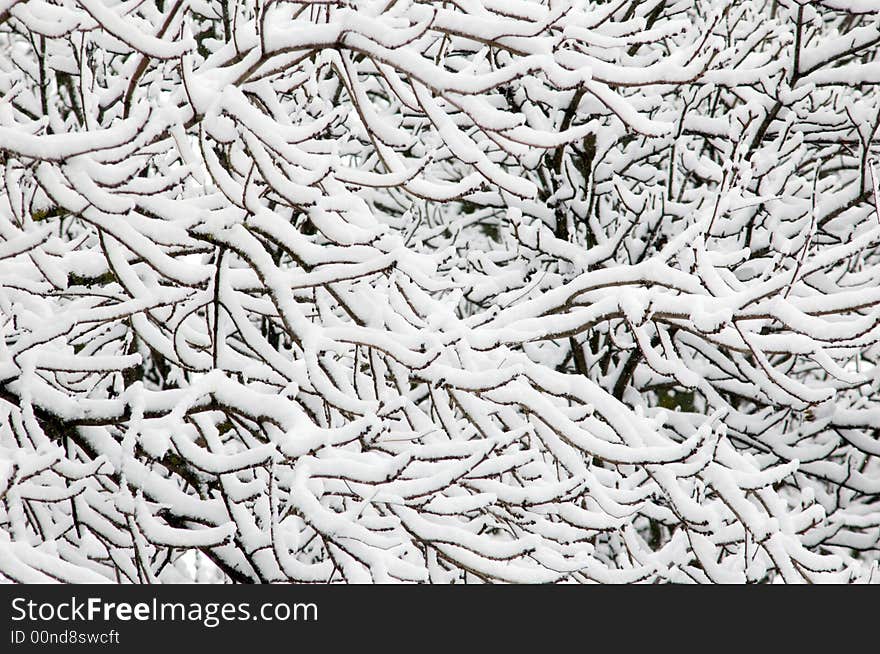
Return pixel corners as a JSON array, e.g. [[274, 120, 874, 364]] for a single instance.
[[0, 0, 878, 584]]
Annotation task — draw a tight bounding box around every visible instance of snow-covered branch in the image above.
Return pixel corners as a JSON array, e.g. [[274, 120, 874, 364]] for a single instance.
[[1, 0, 879, 583]]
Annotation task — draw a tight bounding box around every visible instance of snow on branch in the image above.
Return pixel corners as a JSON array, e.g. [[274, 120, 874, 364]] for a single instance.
[[0, 0, 879, 583]]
